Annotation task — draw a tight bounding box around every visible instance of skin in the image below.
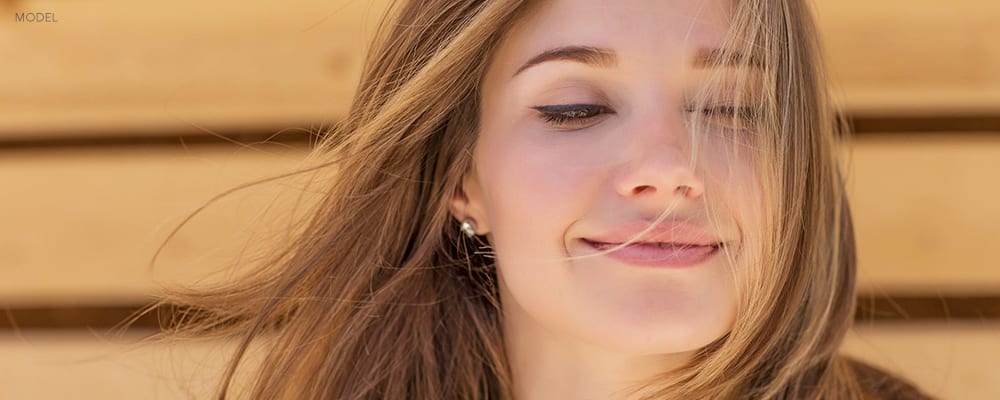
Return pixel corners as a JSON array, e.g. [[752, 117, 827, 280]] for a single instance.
[[450, 0, 761, 398]]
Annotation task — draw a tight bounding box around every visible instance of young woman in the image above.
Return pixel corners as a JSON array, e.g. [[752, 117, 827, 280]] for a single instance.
[[159, 0, 932, 398]]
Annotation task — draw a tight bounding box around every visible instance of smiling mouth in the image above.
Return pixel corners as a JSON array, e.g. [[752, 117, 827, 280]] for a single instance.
[[580, 239, 722, 268], [582, 238, 722, 249]]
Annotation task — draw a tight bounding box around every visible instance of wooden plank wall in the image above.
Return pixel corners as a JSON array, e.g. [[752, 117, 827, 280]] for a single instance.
[[2, 0, 998, 398]]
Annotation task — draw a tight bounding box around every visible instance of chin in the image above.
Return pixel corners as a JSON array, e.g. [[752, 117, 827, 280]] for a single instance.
[[577, 299, 737, 356], [596, 321, 731, 356]]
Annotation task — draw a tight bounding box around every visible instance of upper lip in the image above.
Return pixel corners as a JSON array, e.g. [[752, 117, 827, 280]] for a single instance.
[[583, 221, 724, 247]]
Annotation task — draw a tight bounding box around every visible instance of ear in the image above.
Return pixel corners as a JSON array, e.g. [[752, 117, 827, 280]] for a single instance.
[[449, 169, 491, 235]]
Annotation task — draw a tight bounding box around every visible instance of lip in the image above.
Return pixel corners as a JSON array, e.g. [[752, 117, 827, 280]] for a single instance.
[[583, 221, 724, 247], [581, 239, 720, 268], [580, 221, 725, 268]]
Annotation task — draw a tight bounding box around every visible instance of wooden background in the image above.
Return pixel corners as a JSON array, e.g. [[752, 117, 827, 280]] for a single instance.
[[2, 0, 998, 398]]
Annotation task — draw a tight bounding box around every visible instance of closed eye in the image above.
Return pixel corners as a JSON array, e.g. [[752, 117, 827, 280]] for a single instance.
[[531, 103, 614, 130], [686, 105, 760, 121]]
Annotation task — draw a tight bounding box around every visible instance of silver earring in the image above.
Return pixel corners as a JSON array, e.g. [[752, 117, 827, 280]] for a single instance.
[[460, 218, 477, 238]]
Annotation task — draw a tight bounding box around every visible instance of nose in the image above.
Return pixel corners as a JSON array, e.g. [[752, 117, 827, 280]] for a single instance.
[[612, 110, 705, 202]]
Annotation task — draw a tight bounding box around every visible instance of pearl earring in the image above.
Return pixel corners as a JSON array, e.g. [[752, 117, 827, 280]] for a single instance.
[[460, 218, 477, 238]]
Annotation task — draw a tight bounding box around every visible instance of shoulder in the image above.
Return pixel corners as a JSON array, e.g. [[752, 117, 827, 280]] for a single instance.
[[845, 358, 936, 400]]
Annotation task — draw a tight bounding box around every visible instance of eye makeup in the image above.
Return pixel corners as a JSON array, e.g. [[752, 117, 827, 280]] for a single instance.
[[530, 103, 614, 130]]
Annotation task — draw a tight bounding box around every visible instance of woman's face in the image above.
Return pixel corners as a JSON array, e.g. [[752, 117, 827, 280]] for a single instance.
[[455, 0, 760, 356]]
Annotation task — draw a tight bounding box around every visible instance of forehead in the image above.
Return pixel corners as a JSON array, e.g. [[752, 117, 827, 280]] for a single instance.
[[494, 0, 734, 72]]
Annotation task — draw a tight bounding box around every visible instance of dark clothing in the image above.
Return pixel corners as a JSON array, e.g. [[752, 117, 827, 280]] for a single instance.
[[848, 359, 936, 400]]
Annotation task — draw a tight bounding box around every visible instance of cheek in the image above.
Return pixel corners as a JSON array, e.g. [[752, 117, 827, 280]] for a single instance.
[[474, 128, 744, 355], [700, 136, 762, 218], [706, 161, 760, 263], [698, 139, 763, 297], [476, 130, 599, 260]]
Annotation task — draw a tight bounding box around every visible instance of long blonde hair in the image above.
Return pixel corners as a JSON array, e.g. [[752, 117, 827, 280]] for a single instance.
[[154, 0, 876, 398]]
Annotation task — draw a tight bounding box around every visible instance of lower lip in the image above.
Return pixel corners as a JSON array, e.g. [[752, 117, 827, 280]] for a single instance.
[[582, 239, 719, 268]]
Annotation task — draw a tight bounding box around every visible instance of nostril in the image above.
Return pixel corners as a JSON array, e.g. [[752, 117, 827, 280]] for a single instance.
[[632, 185, 655, 195]]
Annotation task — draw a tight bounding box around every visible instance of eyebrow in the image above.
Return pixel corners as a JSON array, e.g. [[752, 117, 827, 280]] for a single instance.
[[692, 48, 763, 69], [511, 45, 762, 77], [512, 45, 617, 77]]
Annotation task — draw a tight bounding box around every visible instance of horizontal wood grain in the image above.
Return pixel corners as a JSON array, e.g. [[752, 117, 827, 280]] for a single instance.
[[4, 294, 998, 331], [0, 323, 996, 399], [841, 321, 1000, 400], [846, 134, 1000, 294], [2, 0, 998, 137], [1, 134, 997, 305], [0, 331, 247, 399], [0, 145, 319, 306], [813, 0, 1000, 114], [1, 114, 998, 154], [0, 0, 389, 139], [854, 295, 1000, 321], [846, 115, 1000, 134]]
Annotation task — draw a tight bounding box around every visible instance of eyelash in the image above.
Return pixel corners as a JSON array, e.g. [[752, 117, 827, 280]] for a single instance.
[[531, 104, 612, 129], [532, 103, 760, 130], [685, 105, 761, 123]]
